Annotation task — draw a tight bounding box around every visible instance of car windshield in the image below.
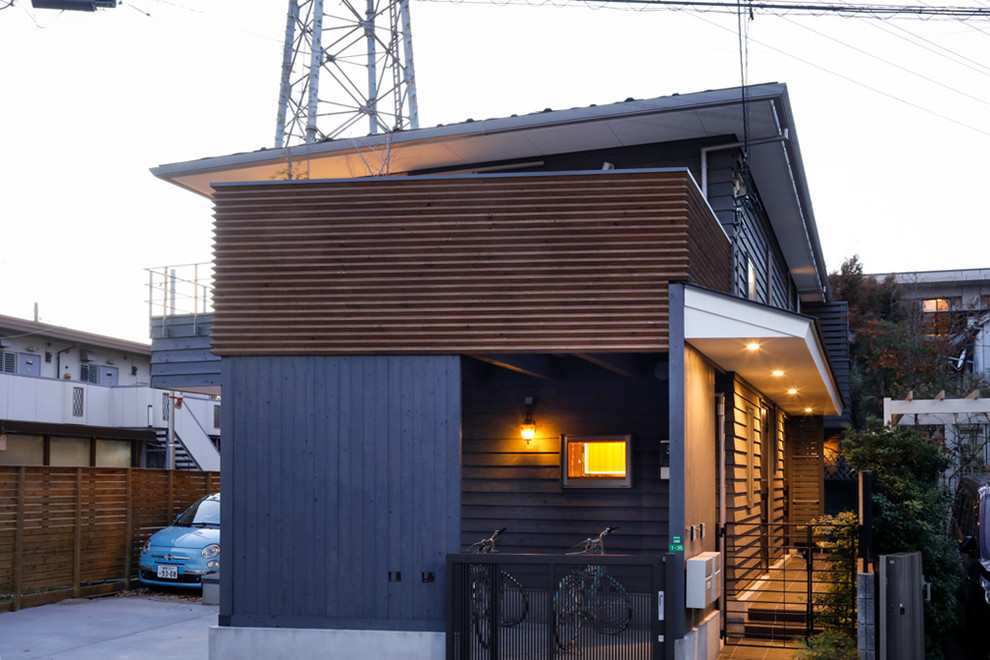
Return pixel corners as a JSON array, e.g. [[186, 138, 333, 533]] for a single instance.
[[175, 497, 220, 527]]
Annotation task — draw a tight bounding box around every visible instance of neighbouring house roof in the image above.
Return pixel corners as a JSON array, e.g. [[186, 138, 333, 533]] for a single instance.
[[684, 285, 843, 416], [0, 314, 150, 355], [876, 268, 990, 287], [151, 83, 830, 304]]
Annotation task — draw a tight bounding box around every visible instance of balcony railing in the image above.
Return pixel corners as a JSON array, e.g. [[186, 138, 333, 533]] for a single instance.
[[146, 263, 213, 321]]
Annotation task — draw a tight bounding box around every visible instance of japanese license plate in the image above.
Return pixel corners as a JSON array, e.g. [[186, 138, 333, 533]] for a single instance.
[[157, 564, 178, 580]]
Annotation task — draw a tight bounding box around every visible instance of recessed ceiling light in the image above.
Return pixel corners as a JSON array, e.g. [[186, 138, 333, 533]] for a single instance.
[[787, 388, 798, 395], [804, 407, 813, 413], [746, 342, 760, 351], [772, 370, 784, 377]]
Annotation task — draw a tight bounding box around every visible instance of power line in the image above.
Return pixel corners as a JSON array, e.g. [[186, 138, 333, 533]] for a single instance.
[[780, 15, 990, 107], [584, 0, 990, 17], [688, 9, 990, 137], [421, 0, 990, 18]]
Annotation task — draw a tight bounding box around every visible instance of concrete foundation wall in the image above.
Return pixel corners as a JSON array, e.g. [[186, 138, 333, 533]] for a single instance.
[[210, 626, 445, 660], [675, 610, 721, 660]]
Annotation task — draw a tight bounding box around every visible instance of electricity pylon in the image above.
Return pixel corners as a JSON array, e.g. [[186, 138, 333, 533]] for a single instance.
[[275, 0, 419, 147]]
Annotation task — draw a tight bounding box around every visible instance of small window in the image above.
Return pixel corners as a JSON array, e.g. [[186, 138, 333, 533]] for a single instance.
[[922, 298, 949, 313], [80, 364, 100, 384], [1, 351, 16, 373], [561, 435, 632, 488], [72, 387, 85, 417]]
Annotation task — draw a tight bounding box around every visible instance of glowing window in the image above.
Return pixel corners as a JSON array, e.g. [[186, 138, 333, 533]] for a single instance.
[[561, 435, 632, 488], [922, 298, 949, 313]]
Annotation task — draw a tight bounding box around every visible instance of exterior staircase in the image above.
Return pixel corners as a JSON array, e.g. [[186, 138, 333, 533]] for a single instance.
[[150, 429, 201, 470]]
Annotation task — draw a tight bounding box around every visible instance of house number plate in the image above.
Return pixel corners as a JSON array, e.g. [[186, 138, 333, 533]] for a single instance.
[[157, 564, 178, 579]]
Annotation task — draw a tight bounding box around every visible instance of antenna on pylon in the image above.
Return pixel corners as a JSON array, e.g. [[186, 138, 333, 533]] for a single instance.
[[275, 0, 419, 148]]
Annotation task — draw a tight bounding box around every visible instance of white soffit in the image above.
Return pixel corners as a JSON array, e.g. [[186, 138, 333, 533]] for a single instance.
[[684, 287, 842, 416]]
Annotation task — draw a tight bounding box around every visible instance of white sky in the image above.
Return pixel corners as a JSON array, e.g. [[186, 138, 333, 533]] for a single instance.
[[1, 0, 987, 343]]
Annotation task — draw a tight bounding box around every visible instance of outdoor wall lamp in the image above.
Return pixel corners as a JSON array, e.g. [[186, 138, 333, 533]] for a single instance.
[[520, 397, 536, 442]]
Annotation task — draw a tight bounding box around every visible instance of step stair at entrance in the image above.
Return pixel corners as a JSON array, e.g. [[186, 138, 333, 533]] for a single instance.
[[744, 603, 815, 639]]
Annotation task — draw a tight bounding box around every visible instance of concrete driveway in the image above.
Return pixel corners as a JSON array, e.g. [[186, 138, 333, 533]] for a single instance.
[[0, 593, 216, 660]]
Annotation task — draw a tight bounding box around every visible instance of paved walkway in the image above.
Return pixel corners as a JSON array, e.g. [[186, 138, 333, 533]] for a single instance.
[[0, 594, 216, 660]]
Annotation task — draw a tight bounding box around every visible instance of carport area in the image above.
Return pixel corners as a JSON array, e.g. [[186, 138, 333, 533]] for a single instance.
[[0, 593, 216, 659]]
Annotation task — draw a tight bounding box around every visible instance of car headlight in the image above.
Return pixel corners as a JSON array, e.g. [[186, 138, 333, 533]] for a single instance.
[[207, 560, 220, 570], [142, 539, 151, 554], [202, 544, 220, 559]]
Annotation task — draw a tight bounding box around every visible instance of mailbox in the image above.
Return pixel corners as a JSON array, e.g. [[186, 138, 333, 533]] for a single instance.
[[686, 551, 721, 609]]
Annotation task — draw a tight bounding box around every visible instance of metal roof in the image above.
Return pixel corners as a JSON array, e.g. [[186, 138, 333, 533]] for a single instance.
[[151, 83, 829, 302], [0, 314, 151, 354]]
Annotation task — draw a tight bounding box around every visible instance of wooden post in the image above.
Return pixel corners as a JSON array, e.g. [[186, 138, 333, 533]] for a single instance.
[[73, 468, 82, 598], [124, 468, 133, 589], [13, 467, 25, 611]]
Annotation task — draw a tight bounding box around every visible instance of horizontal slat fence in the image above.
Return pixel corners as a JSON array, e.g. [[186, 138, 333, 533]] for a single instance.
[[0, 466, 219, 612]]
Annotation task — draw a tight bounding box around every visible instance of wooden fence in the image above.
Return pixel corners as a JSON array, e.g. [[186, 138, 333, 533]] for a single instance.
[[0, 466, 219, 612]]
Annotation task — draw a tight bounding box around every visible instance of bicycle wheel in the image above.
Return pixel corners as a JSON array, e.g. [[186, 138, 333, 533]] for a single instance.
[[471, 565, 494, 649], [498, 570, 529, 628], [553, 574, 583, 650], [590, 573, 633, 635]]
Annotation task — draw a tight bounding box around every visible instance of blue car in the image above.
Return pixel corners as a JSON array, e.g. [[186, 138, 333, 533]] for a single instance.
[[138, 493, 220, 588]]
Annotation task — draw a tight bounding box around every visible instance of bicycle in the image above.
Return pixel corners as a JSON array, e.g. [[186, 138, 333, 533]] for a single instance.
[[553, 525, 634, 650], [466, 527, 529, 649]]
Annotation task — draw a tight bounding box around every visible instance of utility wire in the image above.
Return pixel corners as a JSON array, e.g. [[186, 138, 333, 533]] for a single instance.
[[689, 9, 990, 137], [581, 0, 990, 17], [420, 0, 990, 18], [847, 10, 990, 77], [781, 15, 990, 107]]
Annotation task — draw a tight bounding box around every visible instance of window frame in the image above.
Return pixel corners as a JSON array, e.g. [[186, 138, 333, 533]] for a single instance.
[[560, 434, 633, 489]]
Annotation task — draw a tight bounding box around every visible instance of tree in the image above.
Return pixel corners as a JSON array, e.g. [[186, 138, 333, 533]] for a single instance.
[[829, 255, 989, 427], [843, 422, 960, 659]]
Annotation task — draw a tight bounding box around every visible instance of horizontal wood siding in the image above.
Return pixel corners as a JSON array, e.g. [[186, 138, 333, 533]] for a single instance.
[[686, 188, 733, 294], [461, 359, 669, 555], [723, 376, 767, 591], [785, 415, 825, 527], [210, 170, 725, 356], [221, 355, 460, 630], [706, 149, 796, 311]]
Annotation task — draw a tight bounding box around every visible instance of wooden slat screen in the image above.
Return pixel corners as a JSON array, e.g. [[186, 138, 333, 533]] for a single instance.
[[211, 170, 730, 355], [0, 467, 219, 612]]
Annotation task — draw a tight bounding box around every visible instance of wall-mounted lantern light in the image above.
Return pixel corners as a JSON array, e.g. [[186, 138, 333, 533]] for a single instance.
[[520, 396, 536, 442]]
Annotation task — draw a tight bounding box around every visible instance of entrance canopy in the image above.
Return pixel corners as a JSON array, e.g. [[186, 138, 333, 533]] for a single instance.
[[683, 286, 842, 416]]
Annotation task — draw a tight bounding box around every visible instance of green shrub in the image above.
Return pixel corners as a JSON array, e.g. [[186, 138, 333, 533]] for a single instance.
[[793, 630, 858, 660]]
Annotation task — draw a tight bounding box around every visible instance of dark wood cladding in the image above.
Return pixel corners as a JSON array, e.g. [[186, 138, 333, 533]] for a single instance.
[[211, 170, 731, 356], [221, 355, 460, 629], [460, 358, 670, 555], [803, 302, 851, 428]]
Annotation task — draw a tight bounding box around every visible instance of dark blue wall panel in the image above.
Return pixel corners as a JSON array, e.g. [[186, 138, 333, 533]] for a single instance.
[[219, 355, 461, 630], [150, 314, 221, 390]]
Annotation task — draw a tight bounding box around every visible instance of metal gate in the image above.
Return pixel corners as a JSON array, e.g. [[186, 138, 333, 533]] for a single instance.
[[447, 553, 672, 660], [722, 520, 858, 645]]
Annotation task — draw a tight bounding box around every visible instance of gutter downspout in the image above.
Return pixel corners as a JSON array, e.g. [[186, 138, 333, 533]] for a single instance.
[[55, 345, 75, 380]]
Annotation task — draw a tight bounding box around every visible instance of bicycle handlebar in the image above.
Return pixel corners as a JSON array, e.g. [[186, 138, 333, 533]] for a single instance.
[[467, 527, 508, 553]]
